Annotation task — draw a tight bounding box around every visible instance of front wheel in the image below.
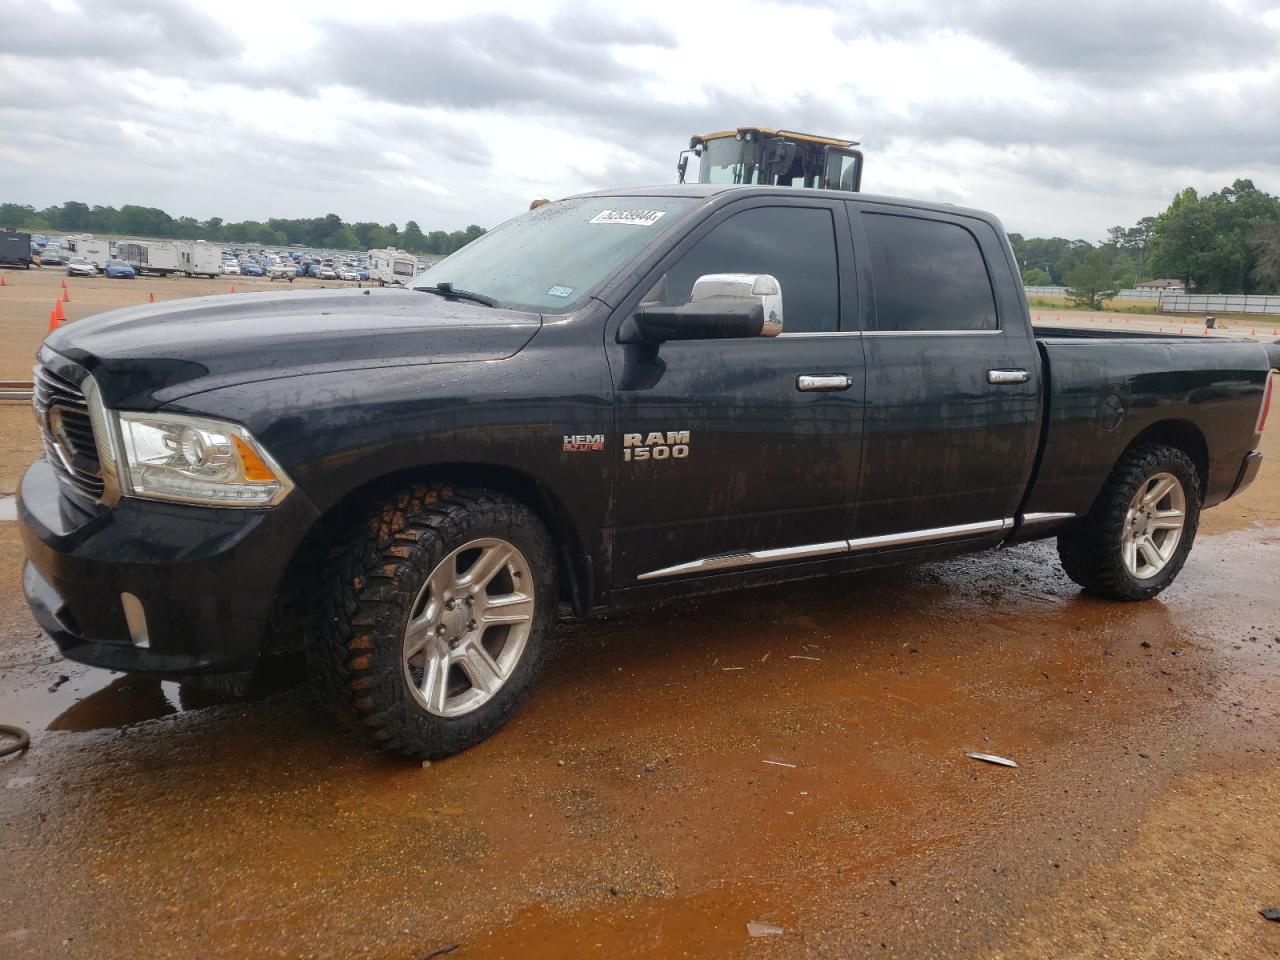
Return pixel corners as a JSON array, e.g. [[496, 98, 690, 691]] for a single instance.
[[1057, 442, 1201, 601], [307, 486, 556, 758]]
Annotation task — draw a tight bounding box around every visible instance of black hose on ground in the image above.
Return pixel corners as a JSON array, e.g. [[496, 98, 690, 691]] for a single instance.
[[0, 723, 30, 758]]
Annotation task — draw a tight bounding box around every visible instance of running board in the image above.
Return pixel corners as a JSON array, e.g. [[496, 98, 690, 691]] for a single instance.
[[634, 516, 1064, 582]]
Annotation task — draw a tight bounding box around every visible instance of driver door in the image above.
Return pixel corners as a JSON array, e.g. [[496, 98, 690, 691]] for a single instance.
[[605, 198, 866, 586]]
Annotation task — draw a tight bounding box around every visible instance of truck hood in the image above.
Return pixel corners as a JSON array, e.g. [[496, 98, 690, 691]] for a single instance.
[[45, 287, 542, 408]]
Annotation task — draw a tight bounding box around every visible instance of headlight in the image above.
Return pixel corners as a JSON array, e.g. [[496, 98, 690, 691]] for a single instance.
[[115, 411, 294, 507]]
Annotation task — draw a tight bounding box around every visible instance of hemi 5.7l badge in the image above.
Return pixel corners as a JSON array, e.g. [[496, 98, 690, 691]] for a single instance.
[[563, 434, 605, 453], [623, 431, 690, 461]]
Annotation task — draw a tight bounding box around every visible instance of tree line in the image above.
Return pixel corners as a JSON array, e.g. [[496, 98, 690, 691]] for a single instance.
[[0, 201, 486, 256], [6, 180, 1279, 300], [1011, 178, 1280, 308]]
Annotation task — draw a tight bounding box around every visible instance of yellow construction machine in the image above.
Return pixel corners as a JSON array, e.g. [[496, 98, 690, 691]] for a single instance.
[[678, 127, 864, 192]]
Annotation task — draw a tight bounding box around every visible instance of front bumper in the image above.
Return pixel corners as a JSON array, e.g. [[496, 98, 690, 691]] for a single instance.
[[1227, 450, 1263, 500], [18, 458, 320, 676]]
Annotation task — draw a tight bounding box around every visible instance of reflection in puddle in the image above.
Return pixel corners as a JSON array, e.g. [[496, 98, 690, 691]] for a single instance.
[[3, 654, 303, 733], [47, 674, 180, 732]]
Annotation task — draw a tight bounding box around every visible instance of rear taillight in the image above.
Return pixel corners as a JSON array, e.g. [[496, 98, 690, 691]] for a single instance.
[[1258, 371, 1275, 435]]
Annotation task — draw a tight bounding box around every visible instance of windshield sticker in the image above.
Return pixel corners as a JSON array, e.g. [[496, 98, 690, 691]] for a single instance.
[[589, 209, 667, 227], [546, 284, 575, 298]]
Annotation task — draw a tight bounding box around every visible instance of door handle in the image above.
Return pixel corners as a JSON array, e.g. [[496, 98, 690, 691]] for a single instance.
[[987, 369, 1030, 385], [797, 374, 853, 392]]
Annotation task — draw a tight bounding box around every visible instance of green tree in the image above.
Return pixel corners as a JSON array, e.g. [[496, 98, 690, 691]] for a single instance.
[[403, 220, 426, 253], [1065, 249, 1117, 309], [0, 203, 36, 228], [1150, 180, 1280, 293], [1253, 222, 1280, 292], [118, 204, 175, 237], [1, 197, 487, 254], [57, 201, 92, 231], [1021, 267, 1052, 285]]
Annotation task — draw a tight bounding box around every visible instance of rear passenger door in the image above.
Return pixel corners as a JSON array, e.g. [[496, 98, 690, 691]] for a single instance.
[[847, 204, 1042, 542]]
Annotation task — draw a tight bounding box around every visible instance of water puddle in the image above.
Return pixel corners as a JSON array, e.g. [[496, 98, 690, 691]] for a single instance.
[[3, 667, 181, 732], [0, 655, 303, 733]]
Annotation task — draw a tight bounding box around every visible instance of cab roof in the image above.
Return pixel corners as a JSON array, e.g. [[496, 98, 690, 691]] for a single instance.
[[568, 183, 1001, 228]]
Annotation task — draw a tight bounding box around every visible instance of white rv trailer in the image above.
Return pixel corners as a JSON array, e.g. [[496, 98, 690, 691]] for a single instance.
[[117, 240, 181, 276], [65, 235, 112, 271], [178, 240, 223, 277], [368, 247, 418, 286]]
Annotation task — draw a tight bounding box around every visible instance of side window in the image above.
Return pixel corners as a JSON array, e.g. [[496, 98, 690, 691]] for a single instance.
[[644, 206, 839, 334], [863, 213, 997, 332]]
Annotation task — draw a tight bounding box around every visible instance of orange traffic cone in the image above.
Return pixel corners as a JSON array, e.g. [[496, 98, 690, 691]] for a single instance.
[[229, 284, 236, 294], [0, 275, 6, 287], [61, 287, 69, 303], [148, 292, 155, 303], [48, 308, 59, 332], [60, 277, 67, 289], [53, 299, 65, 322]]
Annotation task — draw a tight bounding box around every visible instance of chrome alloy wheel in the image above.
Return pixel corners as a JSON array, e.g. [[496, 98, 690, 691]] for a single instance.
[[1121, 472, 1186, 580], [402, 538, 535, 718]]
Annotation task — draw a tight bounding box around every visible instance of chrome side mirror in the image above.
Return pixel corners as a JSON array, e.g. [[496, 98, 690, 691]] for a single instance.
[[621, 273, 785, 344], [689, 273, 783, 336]]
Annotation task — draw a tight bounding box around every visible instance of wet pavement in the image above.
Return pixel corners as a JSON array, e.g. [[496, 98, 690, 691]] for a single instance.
[[1, 434, 1279, 958]]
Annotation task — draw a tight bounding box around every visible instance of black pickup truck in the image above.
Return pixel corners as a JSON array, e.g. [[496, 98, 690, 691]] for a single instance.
[[19, 185, 1279, 758]]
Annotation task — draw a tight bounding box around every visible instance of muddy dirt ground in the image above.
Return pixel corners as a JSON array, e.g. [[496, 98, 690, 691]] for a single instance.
[[1, 271, 1279, 958]]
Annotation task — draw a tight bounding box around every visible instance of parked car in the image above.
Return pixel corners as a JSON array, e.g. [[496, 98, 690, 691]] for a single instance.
[[65, 257, 96, 277], [17, 185, 1279, 761], [222, 262, 241, 275], [266, 263, 295, 281], [103, 260, 136, 279], [338, 267, 360, 281], [241, 263, 265, 277], [40, 248, 66, 266], [315, 265, 337, 279]]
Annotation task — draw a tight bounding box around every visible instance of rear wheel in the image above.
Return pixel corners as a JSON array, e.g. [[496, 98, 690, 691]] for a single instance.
[[307, 485, 556, 758], [1057, 442, 1201, 601]]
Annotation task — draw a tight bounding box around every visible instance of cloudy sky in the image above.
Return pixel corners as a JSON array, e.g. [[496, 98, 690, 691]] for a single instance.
[[2, 0, 1278, 240]]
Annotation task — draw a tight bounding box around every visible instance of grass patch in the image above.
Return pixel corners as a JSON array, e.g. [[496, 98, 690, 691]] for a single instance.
[[1027, 296, 1159, 315]]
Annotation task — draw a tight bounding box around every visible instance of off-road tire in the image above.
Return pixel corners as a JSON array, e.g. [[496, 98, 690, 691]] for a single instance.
[[1057, 442, 1201, 601], [306, 485, 556, 759]]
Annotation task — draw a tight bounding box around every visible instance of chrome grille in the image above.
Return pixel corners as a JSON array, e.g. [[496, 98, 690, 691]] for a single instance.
[[33, 362, 104, 501]]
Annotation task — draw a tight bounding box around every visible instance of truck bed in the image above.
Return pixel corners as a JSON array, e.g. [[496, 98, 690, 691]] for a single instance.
[[1024, 332, 1275, 522]]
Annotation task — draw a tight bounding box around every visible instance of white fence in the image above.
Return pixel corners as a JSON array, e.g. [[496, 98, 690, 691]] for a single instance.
[[1157, 293, 1280, 315], [1024, 285, 1162, 301], [1024, 285, 1280, 314]]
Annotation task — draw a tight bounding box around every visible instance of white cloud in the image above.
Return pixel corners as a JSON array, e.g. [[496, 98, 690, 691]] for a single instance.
[[0, 0, 1277, 239]]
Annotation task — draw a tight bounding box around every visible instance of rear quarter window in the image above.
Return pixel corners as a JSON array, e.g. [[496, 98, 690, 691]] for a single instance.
[[862, 213, 998, 332]]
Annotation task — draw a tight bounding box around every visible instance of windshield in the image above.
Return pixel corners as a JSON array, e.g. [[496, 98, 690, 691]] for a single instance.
[[410, 197, 693, 311], [698, 137, 760, 185]]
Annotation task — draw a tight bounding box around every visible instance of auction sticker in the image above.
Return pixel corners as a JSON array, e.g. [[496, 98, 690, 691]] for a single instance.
[[546, 284, 575, 298], [589, 209, 666, 226]]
